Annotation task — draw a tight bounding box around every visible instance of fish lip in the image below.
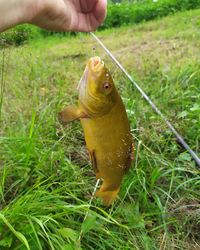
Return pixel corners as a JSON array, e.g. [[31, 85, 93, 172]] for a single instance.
[[89, 56, 104, 72]]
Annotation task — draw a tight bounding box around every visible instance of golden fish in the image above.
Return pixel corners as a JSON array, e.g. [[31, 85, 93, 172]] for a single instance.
[[59, 56, 133, 206]]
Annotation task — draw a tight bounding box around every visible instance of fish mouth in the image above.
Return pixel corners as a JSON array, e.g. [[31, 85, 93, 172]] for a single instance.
[[77, 56, 104, 91], [89, 56, 104, 72]]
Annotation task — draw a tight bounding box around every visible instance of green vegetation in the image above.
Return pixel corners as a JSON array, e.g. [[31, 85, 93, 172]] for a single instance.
[[0, 25, 74, 47], [103, 0, 200, 28], [0, 9, 200, 250], [0, 25, 40, 47]]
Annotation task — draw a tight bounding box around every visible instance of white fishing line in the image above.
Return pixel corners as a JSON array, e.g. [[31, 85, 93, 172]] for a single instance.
[[78, 178, 101, 241], [90, 32, 200, 167]]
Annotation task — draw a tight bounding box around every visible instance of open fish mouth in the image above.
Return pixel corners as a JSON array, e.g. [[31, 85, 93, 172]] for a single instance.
[[77, 56, 104, 91], [90, 56, 104, 72]]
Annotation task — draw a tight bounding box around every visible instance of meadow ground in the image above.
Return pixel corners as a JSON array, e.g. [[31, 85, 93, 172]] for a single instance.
[[0, 9, 200, 250]]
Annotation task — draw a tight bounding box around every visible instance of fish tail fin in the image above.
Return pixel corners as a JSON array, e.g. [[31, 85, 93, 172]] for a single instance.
[[95, 187, 120, 206]]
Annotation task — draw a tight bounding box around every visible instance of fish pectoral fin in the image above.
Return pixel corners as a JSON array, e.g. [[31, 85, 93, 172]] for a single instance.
[[89, 150, 100, 178], [58, 105, 88, 123]]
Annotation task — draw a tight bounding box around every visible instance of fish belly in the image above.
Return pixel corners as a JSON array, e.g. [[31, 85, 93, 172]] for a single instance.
[[81, 106, 132, 189]]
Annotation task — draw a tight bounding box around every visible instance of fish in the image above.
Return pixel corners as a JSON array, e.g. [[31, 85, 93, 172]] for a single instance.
[[59, 56, 134, 206]]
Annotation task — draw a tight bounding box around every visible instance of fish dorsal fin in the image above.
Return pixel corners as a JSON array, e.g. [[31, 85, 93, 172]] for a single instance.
[[77, 67, 88, 91]]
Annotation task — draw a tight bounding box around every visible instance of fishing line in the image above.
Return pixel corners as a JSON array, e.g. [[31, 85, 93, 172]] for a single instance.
[[90, 32, 200, 168], [78, 178, 100, 241]]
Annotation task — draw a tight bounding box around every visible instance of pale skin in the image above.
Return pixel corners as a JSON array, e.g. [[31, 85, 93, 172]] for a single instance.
[[0, 0, 107, 32]]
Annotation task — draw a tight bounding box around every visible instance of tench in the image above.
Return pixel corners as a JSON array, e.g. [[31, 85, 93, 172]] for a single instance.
[[59, 56, 133, 206]]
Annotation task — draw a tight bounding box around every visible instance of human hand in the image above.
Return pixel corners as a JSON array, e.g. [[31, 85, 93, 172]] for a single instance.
[[0, 0, 107, 32], [30, 0, 107, 32]]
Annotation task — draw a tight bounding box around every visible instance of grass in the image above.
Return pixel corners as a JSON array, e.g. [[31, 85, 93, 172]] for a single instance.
[[0, 8, 200, 250]]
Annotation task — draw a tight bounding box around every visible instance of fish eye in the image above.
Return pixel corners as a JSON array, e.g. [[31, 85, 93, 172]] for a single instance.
[[103, 82, 111, 90]]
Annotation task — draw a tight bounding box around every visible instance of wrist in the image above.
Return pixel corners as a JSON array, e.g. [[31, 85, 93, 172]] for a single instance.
[[0, 0, 37, 32]]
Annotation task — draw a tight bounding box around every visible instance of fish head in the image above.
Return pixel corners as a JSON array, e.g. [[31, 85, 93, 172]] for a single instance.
[[87, 57, 114, 96], [78, 56, 117, 116]]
